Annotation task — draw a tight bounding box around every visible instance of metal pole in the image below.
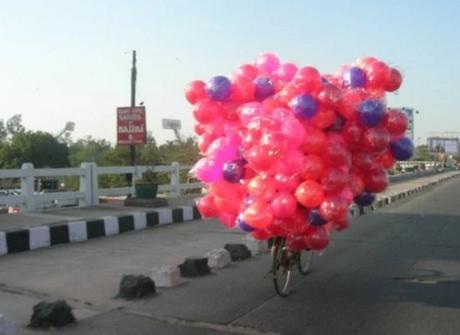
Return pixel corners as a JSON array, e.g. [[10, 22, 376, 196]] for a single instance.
[[130, 50, 137, 166]]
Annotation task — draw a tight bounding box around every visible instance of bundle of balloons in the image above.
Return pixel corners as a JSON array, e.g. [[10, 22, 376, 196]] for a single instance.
[[187, 53, 413, 252]]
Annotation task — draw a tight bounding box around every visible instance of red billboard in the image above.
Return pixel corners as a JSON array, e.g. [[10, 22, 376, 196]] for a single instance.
[[117, 106, 146, 145]]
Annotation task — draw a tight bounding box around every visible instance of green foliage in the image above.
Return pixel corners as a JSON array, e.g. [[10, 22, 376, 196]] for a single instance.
[[0, 131, 69, 168], [158, 138, 199, 165], [414, 145, 435, 161]]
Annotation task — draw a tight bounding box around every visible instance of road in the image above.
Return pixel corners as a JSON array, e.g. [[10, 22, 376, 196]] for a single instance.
[[1, 176, 460, 335]]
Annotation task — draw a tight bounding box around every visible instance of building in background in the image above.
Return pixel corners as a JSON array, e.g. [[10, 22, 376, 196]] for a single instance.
[[401, 107, 415, 142], [427, 136, 460, 156]]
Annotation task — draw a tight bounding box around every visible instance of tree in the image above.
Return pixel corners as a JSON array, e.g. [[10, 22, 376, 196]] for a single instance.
[[158, 137, 199, 165], [0, 119, 7, 142], [0, 131, 69, 168], [68, 137, 111, 166], [414, 145, 435, 161], [6, 114, 25, 137]]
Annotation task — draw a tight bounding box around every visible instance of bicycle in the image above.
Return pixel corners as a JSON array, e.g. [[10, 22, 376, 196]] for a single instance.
[[270, 237, 313, 297]]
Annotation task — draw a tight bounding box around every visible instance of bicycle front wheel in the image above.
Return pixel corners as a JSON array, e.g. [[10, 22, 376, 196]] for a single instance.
[[298, 249, 313, 275], [272, 238, 291, 297]]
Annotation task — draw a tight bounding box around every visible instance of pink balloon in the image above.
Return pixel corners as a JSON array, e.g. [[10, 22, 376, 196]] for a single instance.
[[218, 212, 237, 229], [281, 118, 306, 148], [275, 63, 298, 82], [206, 137, 239, 161], [238, 102, 264, 125], [194, 157, 223, 183], [256, 52, 280, 74]]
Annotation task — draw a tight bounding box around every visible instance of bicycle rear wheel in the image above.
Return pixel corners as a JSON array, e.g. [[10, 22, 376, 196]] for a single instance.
[[272, 238, 291, 297], [298, 249, 313, 275]]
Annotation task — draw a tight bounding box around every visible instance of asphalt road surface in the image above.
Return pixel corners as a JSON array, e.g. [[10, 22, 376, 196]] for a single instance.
[[1, 176, 460, 335]]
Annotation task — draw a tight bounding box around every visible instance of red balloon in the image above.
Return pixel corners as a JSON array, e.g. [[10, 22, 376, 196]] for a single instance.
[[274, 174, 301, 192], [208, 180, 242, 199], [194, 124, 206, 135], [185, 80, 208, 104], [338, 89, 362, 120], [287, 233, 309, 252], [384, 109, 408, 136], [266, 219, 289, 237], [277, 150, 305, 175], [362, 127, 391, 153], [295, 180, 325, 208], [302, 127, 327, 154], [248, 174, 277, 199], [311, 107, 336, 129], [293, 66, 322, 93], [214, 196, 241, 214], [251, 229, 271, 240], [342, 121, 363, 149], [320, 196, 349, 222], [323, 139, 351, 167], [352, 151, 374, 172], [301, 154, 325, 181], [321, 168, 350, 194], [318, 84, 342, 107], [260, 131, 288, 154], [378, 150, 396, 170], [356, 56, 378, 68], [349, 172, 365, 197], [193, 100, 222, 124], [245, 145, 279, 172], [218, 212, 237, 228], [365, 61, 390, 89], [332, 214, 352, 231], [196, 195, 219, 218], [365, 168, 389, 192], [235, 64, 258, 79], [277, 83, 301, 105], [305, 226, 330, 251], [384, 68, 402, 92], [198, 132, 215, 154], [243, 201, 274, 230], [271, 192, 298, 219]]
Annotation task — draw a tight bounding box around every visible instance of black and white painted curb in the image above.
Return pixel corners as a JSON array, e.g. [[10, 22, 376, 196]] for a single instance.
[[0, 206, 201, 256]]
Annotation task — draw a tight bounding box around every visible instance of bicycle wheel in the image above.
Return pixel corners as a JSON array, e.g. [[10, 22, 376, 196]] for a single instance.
[[298, 249, 313, 275], [272, 238, 291, 297]]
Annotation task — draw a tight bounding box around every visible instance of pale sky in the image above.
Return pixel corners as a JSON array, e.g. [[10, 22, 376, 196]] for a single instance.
[[0, 0, 459, 145]]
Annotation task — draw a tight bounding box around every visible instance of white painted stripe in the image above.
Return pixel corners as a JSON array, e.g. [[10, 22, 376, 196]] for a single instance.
[[68, 221, 88, 243], [103, 216, 119, 236], [181, 206, 194, 221], [29, 226, 51, 250], [154, 208, 173, 225], [133, 212, 147, 230], [0, 232, 7, 255]]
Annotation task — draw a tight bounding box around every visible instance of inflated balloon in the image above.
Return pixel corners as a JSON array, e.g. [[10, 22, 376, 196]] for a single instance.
[[358, 99, 385, 127], [185, 80, 208, 104], [384, 109, 408, 136], [207, 76, 232, 102], [254, 77, 276, 100], [295, 180, 325, 208], [191, 53, 411, 254], [354, 191, 376, 206], [390, 137, 414, 160], [289, 94, 318, 119]]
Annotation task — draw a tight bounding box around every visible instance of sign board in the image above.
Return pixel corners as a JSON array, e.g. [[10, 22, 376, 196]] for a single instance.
[[401, 107, 414, 142], [428, 137, 460, 155], [162, 118, 181, 130], [117, 106, 146, 145]]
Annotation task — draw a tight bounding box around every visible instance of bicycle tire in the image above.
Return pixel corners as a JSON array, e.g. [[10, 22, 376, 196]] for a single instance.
[[298, 249, 313, 275], [272, 238, 291, 297]]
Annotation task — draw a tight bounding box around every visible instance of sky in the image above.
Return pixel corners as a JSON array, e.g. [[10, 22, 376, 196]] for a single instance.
[[0, 0, 459, 145]]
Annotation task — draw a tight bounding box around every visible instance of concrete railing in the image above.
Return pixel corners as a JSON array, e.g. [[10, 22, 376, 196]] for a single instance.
[[0, 162, 201, 211]]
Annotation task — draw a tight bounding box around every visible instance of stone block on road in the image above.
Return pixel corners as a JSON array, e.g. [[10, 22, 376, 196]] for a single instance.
[[224, 243, 251, 261], [118, 275, 156, 299], [206, 249, 232, 268], [0, 314, 16, 335], [178, 257, 211, 277], [242, 235, 268, 255], [149, 265, 186, 287], [28, 300, 75, 329]]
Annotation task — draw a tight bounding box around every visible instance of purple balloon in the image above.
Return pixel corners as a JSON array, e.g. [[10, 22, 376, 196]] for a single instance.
[[254, 77, 275, 100], [390, 138, 414, 161], [309, 208, 327, 226], [354, 192, 375, 206], [344, 67, 367, 88], [237, 215, 255, 232], [358, 99, 385, 127], [289, 94, 318, 119], [206, 76, 232, 102], [222, 160, 245, 183]]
